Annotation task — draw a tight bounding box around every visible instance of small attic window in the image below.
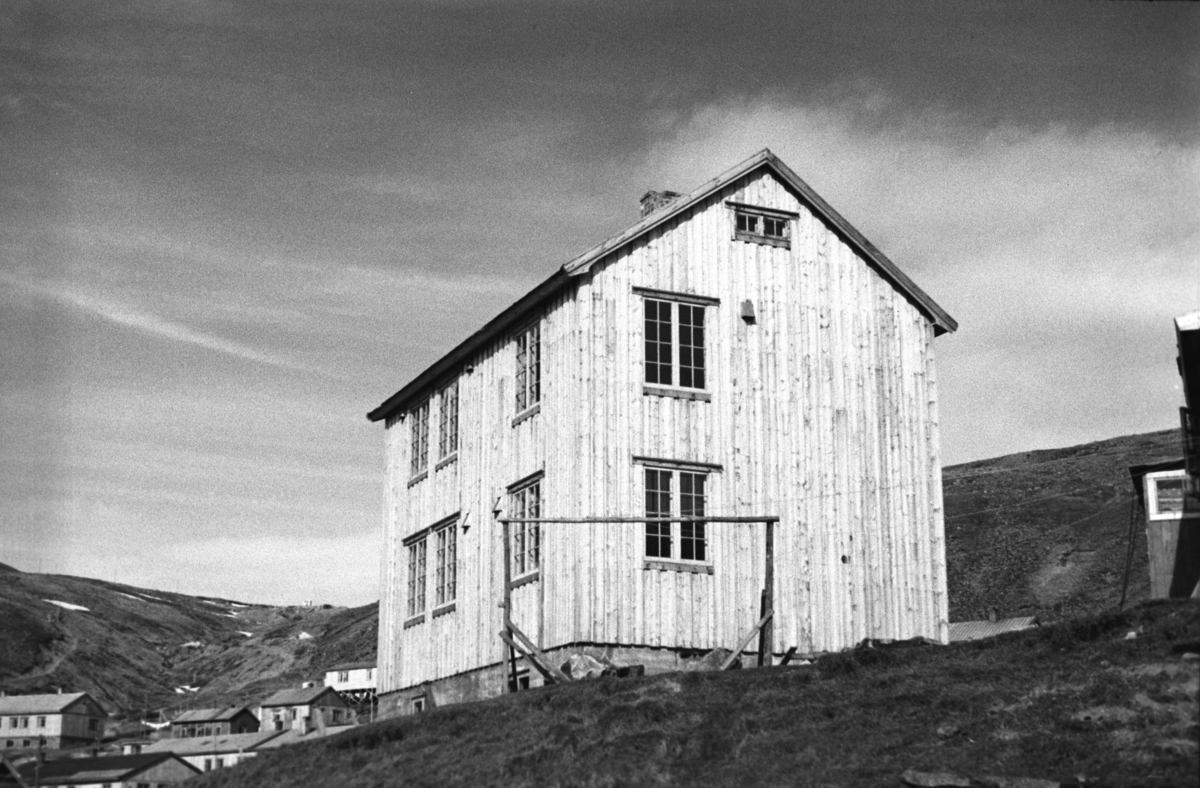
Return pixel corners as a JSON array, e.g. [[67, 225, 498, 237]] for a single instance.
[[728, 201, 797, 249]]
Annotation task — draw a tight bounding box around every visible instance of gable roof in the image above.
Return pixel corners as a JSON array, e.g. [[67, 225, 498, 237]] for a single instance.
[[171, 706, 254, 724], [325, 661, 375, 673], [0, 693, 94, 716], [367, 148, 956, 423], [140, 730, 285, 756], [259, 686, 343, 707], [15, 753, 199, 785], [254, 724, 358, 750]]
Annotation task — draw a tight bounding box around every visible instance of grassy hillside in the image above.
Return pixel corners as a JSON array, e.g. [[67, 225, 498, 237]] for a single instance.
[[193, 600, 1199, 788], [944, 429, 1180, 623], [0, 567, 377, 715]]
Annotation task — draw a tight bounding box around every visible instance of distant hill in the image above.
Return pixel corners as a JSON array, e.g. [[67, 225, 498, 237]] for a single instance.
[[943, 428, 1180, 623], [0, 567, 377, 717], [0, 428, 1180, 718]]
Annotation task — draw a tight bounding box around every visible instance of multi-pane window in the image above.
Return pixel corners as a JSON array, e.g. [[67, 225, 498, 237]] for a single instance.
[[515, 323, 541, 413], [510, 478, 541, 576], [409, 400, 430, 477], [406, 539, 427, 617], [733, 209, 791, 247], [435, 523, 457, 606], [438, 380, 459, 459], [644, 467, 708, 562], [645, 469, 672, 557], [644, 299, 706, 389]]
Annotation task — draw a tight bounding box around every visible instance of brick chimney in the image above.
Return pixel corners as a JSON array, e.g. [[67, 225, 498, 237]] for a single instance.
[[639, 190, 681, 218]]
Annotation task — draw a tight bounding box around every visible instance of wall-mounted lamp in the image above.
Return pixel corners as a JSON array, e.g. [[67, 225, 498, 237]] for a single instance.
[[741, 299, 756, 325]]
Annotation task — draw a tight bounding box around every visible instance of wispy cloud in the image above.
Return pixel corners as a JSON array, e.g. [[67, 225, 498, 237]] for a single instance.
[[1, 273, 310, 372]]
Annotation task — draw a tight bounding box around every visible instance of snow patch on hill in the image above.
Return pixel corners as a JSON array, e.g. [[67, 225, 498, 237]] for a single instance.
[[43, 599, 90, 612]]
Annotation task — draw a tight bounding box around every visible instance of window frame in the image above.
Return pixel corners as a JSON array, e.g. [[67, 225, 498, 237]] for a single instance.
[[433, 517, 458, 611], [634, 287, 718, 401], [437, 378, 459, 465], [635, 457, 721, 572], [1146, 469, 1200, 520], [405, 537, 427, 622], [514, 321, 542, 420], [726, 200, 797, 249], [408, 399, 430, 484], [508, 472, 544, 581]]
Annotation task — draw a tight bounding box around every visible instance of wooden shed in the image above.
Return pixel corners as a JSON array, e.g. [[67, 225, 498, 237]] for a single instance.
[[367, 149, 958, 715]]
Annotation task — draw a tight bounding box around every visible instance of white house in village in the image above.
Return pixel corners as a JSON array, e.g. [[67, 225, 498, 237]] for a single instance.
[[0, 692, 105, 751], [323, 662, 377, 705], [367, 149, 958, 715]]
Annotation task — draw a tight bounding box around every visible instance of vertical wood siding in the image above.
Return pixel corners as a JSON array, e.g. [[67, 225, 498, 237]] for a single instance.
[[377, 168, 949, 694]]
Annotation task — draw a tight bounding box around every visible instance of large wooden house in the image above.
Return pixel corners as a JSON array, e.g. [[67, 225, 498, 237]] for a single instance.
[[368, 149, 958, 715]]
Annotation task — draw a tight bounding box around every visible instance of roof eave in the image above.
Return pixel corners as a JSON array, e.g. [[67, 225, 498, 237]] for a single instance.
[[367, 268, 572, 423]]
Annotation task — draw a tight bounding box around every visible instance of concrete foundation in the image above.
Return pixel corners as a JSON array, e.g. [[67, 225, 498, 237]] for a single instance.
[[377, 643, 765, 718]]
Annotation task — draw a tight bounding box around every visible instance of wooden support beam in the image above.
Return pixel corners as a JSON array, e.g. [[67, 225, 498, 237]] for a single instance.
[[500, 515, 780, 524], [502, 518, 519, 692], [499, 631, 566, 685], [508, 621, 571, 684], [763, 518, 775, 664], [720, 610, 774, 671], [779, 646, 798, 666]]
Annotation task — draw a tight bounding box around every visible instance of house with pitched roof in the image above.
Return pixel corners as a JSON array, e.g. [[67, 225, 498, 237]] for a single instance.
[[368, 148, 958, 715], [323, 662, 376, 705], [140, 729, 284, 774], [10, 752, 199, 787], [257, 686, 349, 733], [169, 707, 259, 738], [0, 693, 105, 751]]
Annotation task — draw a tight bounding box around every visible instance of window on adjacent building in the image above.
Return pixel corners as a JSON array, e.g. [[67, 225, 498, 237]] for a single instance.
[[410, 400, 430, 478], [337, 671, 349, 683], [438, 379, 459, 460], [204, 759, 213, 772], [36, 717, 45, 728], [644, 299, 706, 390], [730, 204, 793, 248], [515, 322, 541, 413], [407, 538, 427, 617], [1146, 470, 1200, 520], [644, 466, 708, 562], [435, 521, 458, 606], [509, 476, 542, 577], [18, 718, 28, 729], [216, 757, 224, 768]]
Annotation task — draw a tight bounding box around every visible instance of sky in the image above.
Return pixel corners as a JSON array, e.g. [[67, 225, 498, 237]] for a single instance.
[[1, 1, 1197, 607]]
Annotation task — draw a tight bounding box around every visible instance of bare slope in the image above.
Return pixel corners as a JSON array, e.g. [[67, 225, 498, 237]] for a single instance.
[[0, 567, 377, 714], [192, 601, 1200, 788], [944, 429, 1179, 623]]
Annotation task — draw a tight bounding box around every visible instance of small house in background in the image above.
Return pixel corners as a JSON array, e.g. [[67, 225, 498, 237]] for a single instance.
[[169, 707, 259, 738], [11, 752, 199, 786], [139, 730, 284, 774], [1129, 311, 1200, 599], [257, 686, 349, 733], [323, 662, 377, 705], [0, 692, 105, 751]]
